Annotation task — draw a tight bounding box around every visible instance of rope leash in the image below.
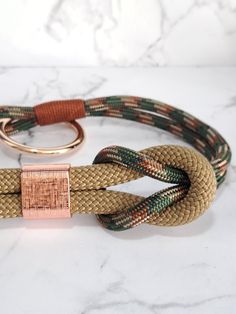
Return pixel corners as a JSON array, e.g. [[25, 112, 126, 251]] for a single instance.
[[0, 96, 231, 231]]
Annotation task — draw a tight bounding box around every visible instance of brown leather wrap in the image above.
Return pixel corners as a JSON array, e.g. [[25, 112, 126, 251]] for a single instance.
[[33, 99, 86, 125]]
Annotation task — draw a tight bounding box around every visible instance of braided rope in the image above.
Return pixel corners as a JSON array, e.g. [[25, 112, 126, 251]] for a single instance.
[[93, 145, 216, 230], [0, 145, 216, 228], [0, 96, 231, 231]]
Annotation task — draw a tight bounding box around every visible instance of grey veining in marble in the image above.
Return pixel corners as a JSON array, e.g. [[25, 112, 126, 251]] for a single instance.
[[0, 0, 235, 66], [0, 67, 235, 314]]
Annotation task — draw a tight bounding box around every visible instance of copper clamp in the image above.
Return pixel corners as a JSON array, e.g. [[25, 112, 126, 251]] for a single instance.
[[21, 164, 71, 219]]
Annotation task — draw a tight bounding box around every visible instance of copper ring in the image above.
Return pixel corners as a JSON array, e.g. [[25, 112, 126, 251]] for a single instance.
[[0, 118, 84, 156]]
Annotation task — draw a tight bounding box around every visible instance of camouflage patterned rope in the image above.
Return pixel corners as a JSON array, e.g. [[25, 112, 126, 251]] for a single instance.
[[0, 96, 231, 231]]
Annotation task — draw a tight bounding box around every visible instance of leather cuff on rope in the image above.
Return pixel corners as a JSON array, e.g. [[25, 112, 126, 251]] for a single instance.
[[0, 96, 230, 231], [33, 99, 86, 125]]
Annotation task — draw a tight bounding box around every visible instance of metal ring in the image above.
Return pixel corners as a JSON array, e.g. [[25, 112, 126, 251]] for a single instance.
[[0, 118, 84, 156]]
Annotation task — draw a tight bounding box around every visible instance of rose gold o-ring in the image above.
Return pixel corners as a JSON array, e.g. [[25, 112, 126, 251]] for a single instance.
[[0, 118, 84, 156]]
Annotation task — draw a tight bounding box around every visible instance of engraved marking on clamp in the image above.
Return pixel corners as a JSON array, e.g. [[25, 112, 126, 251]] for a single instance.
[[21, 164, 71, 219]]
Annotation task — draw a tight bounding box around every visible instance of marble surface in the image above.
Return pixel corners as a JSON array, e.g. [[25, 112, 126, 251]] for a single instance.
[[0, 67, 235, 314], [0, 0, 236, 66]]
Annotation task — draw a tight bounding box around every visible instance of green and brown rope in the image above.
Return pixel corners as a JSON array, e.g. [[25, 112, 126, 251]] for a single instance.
[[0, 96, 231, 231]]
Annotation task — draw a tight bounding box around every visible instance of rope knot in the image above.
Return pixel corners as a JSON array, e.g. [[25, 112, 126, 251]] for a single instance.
[[93, 145, 217, 231]]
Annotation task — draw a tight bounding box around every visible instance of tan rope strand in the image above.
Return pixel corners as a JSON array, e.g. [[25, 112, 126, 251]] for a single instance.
[[0, 164, 141, 195], [0, 191, 143, 219], [0, 146, 216, 226]]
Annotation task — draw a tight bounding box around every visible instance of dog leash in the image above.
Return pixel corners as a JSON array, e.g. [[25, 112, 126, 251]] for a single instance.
[[0, 96, 231, 231]]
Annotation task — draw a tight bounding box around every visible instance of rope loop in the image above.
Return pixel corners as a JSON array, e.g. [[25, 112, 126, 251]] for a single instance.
[[0, 96, 230, 231], [93, 145, 217, 231]]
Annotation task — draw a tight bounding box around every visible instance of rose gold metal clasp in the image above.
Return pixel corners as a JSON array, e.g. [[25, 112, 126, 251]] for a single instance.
[[21, 164, 71, 219], [0, 118, 84, 156]]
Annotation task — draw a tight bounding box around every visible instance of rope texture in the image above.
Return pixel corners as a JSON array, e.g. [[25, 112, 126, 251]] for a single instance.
[[0, 145, 216, 230], [0, 96, 231, 231]]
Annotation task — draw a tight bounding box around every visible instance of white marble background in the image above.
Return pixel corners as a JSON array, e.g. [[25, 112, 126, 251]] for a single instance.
[[0, 0, 236, 66], [0, 67, 235, 314], [0, 1, 236, 314]]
